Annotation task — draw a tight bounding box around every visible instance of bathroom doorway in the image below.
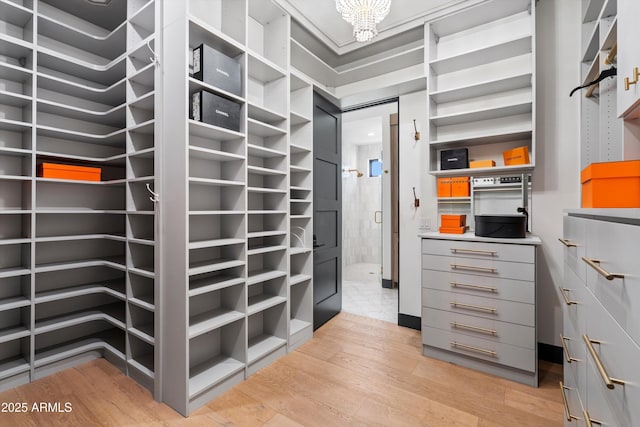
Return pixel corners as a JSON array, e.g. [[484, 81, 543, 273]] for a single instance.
[[340, 101, 399, 323]]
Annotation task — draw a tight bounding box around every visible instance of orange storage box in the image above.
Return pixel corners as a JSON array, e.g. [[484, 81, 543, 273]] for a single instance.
[[451, 176, 470, 197], [439, 225, 469, 234], [437, 177, 451, 198], [581, 160, 640, 208], [503, 146, 530, 166], [38, 163, 101, 181], [441, 214, 466, 227], [470, 159, 496, 168]]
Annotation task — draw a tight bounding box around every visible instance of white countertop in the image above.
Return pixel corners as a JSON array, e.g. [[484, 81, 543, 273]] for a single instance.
[[419, 231, 542, 245], [565, 209, 640, 224]]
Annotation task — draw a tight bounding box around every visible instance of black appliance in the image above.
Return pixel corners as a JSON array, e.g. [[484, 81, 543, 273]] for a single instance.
[[191, 90, 241, 132], [192, 44, 242, 96], [440, 148, 469, 170], [475, 214, 527, 238]]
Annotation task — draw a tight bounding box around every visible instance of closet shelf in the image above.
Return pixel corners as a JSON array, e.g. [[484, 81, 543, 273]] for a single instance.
[[34, 330, 125, 368], [289, 143, 311, 154], [289, 318, 312, 336], [247, 51, 287, 83], [248, 210, 287, 215], [188, 259, 245, 277], [247, 295, 286, 316], [247, 165, 286, 176], [290, 111, 311, 125], [581, 21, 600, 63], [289, 247, 311, 256], [128, 147, 155, 160], [189, 276, 245, 298], [128, 120, 155, 135], [248, 118, 287, 137], [430, 124, 532, 147], [0, 34, 33, 58], [36, 125, 126, 146], [129, 63, 155, 87], [247, 269, 287, 286], [0, 326, 30, 345], [431, 102, 532, 127], [189, 177, 245, 187], [36, 177, 126, 186], [128, 325, 154, 345], [35, 281, 127, 304], [0, 62, 32, 82], [37, 48, 126, 86], [189, 210, 245, 216], [128, 296, 155, 312], [37, 99, 126, 127], [0, 296, 30, 311], [37, 71, 126, 107], [290, 199, 311, 204], [0, 0, 32, 26], [583, 0, 606, 22], [0, 119, 32, 132], [129, 0, 155, 34], [247, 334, 286, 364], [247, 143, 286, 158], [36, 150, 126, 164], [0, 175, 30, 182], [128, 357, 154, 379], [430, 164, 534, 177], [247, 230, 286, 239], [34, 209, 126, 215], [35, 234, 126, 243], [34, 303, 126, 335], [290, 186, 311, 192], [430, 73, 532, 104], [289, 274, 312, 286], [0, 210, 32, 215], [129, 91, 154, 110], [127, 237, 155, 246], [188, 16, 245, 59], [0, 357, 30, 382], [188, 309, 245, 339], [188, 238, 245, 250], [247, 102, 287, 125], [247, 186, 286, 194], [189, 146, 244, 162], [0, 90, 32, 107], [0, 147, 31, 157], [34, 258, 127, 274], [129, 267, 155, 279], [247, 244, 287, 256], [189, 120, 245, 141], [187, 77, 245, 105], [289, 165, 311, 173], [290, 215, 311, 220], [188, 355, 245, 400]]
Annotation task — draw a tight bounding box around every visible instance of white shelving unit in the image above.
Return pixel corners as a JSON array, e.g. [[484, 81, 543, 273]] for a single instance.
[[425, 0, 535, 177]]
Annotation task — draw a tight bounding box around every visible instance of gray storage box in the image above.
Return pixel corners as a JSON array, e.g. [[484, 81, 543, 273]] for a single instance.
[[191, 90, 241, 132], [192, 44, 242, 96]]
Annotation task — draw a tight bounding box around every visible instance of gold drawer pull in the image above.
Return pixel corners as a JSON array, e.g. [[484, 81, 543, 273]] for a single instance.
[[559, 382, 579, 422], [450, 282, 497, 292], [559, 287, 578, 306], [582, 257, 624, 280], [583, 334, 626, 389], [450, 301, 497, 314], [451, 248, 497, 256], [558, 238, 577, 247], [451, 341, 496, 356], [560, 335, 579, 363], [451, 263, 497, 273], [583, 409, 603, 426], [451, 321, 497, 336]]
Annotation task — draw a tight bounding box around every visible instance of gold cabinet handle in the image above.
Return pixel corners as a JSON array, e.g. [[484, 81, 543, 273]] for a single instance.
[[558, 238, 577, 247], [583, 409, 603, 426], [451, 248, 497, 256], [450, 263, 497, 273], [560, 335, 579, 363], [559, 382, 579, 422], [582, 257, 624, 280], [450, 301, 497, 314], [624, 66, 639, 91], [450, 281, 497, 292], [583, 334, 626, 389], [559, 287, 578, 306], [451, 321, 497, 336], [451, 341, 496, 356]]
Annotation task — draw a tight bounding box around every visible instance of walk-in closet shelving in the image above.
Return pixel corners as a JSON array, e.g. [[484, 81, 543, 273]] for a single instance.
[[287, 70, 313, 350], [425, 0, 535, 177]]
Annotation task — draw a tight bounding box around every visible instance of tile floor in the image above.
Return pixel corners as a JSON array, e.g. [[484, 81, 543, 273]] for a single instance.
[[342, 262, 398, 323]]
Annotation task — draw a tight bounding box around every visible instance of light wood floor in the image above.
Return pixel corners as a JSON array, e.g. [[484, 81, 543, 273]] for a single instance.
[[0, 312, 563, 426]]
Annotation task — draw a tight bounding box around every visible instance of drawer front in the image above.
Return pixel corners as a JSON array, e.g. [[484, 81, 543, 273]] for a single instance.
[[562, 302, 587, 398], [422, 325, 535, 372], [422, 269, 534, 304], [584, 357, 619, 427], [561, 370, 585, 426], [422, 254, 535, 282], [562, 266, 588, 335], [584, 296, 640, 427], [422, 288, 534, 327], [585, 219, 640, 346], [562, 215, 587, 282], [422, 239, 535, 263], [421, 307, 535, 349]]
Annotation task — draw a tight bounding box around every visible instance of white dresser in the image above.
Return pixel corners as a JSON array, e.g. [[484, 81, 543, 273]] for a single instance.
[[561, 210, 640, 426], [420, 232, 541, 386]]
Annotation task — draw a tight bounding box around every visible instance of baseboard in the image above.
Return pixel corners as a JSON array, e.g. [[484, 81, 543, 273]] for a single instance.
[[398, 313, 421, 330], [382, 279, 392, 289], [538, 342, 562, 364]]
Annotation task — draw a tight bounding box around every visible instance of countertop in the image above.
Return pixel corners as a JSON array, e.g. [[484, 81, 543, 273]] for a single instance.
[[419, 231, 542, 245], [565, 208, 640, 225]]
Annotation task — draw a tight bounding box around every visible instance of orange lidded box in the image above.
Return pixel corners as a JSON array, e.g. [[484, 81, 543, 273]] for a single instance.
[[38, 163, 101, 181], [441, 214, 466, 227], [437, 177, 451, 198], [451, 176, 470, 197], [581, 160, 640, 208], [439, 225, 469, 234], [470, 159, 496, 168], [503, 146, 530, 166]]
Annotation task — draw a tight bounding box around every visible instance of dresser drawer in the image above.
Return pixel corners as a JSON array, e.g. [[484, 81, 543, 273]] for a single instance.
[[422, 269, 534, 304], [422, 326, 535, 372], [584, 219, 640, 346], [561, 215, 587, 283], [562, 300, 587, 399], [422, 288, 534, 327], [560, 371, 584, 427], [422, 254, 535, 282], [421, 307, 535, 349], [562, 266, 588, 335], [422, 239, 535, 263], [583, 295, 640, 427], [584, 357, 618, 427]]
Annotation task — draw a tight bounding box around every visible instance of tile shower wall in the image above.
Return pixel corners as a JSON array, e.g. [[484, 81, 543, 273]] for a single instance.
[[343, 142, 383, 267]]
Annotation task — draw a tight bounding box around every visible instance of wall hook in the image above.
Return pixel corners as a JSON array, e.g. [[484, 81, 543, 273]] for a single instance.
[[412, 187, 420, 207], [146, 183, 159, 203], [147, 40, 160, 67], [413, 119, 421, 141]]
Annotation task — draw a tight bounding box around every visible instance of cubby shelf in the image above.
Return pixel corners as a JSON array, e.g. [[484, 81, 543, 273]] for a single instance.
[[188, 355, 244, 399], [34, 303, 126, 335], [248, 143, 286, 158], [188, 259, 245, 277], [189, 120, 245, 140], [188, 77, 245, 105], [430, 73, 532, 104], [34, 281, 126, 304], [247, 270, 287, 286], [247, 295, 286, 316], [188, 238, 245, 250], [189, 277, 245, 298], [247, 334, 286, 364], [289, 318, 311, 335], [34, 330, 125, 368], [289, 274, 311, 287]]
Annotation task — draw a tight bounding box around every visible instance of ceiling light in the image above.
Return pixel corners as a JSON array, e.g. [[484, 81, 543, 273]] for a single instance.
[[336, 0, 391, 43], [367, 132, 375, 136]]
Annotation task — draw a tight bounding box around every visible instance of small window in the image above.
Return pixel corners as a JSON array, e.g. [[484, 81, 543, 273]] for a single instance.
[[369, 159, 382, 177]]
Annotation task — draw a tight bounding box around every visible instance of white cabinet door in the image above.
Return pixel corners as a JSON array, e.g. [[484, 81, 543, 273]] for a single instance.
[[617, 0, 640, 117]]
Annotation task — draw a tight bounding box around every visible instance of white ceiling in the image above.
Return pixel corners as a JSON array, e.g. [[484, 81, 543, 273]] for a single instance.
[[275, 0, 473, 54]]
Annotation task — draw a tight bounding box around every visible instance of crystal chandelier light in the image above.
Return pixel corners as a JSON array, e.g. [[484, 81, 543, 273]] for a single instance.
[[336, 0, 391, 43]]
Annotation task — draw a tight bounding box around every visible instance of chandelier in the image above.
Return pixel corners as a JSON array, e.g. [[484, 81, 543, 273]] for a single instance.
[[336, 0, 391, 43]]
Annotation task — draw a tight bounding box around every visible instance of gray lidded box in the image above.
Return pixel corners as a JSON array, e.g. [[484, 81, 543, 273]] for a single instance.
[[191, 90, 241, 132], [192, 44, 242, 96]]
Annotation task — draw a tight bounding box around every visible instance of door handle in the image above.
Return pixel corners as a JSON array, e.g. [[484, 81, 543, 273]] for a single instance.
[[374, 210, 382, 224], [313, 243, 326, 249]]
